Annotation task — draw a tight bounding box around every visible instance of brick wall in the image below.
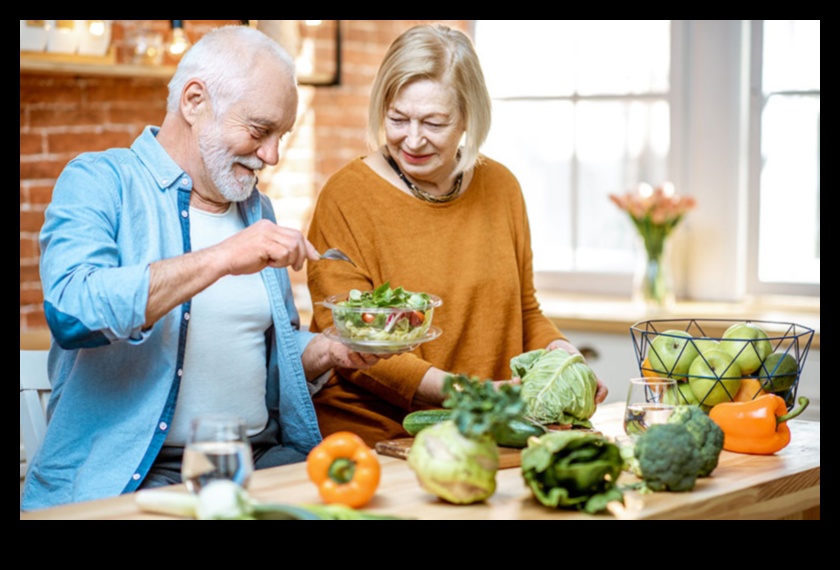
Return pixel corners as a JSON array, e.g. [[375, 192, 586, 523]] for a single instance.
[[20, 20, 468, 332]]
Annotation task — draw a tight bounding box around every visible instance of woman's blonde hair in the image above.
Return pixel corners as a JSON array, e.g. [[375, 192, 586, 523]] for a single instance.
[[367, 24, 492, 176]]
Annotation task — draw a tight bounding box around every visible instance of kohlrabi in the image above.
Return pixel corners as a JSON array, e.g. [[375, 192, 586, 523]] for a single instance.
[[407, 374, 525, 505]]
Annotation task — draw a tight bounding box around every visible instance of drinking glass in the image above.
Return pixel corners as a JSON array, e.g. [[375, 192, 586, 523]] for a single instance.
[[623, 377, 677, 438], [181, 414, 254, 494]]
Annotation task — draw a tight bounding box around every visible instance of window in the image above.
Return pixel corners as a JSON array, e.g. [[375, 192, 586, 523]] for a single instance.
[[474, 20, 820, 300], [747, 20, 820, 296], [474, 20, 671, 295]]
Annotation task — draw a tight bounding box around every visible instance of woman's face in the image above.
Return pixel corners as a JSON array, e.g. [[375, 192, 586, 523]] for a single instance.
[[384, 78, 465, 187]]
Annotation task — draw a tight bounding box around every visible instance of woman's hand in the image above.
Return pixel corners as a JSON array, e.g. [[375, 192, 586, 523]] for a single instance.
[[302, 334, 391, 382], [547, 339, 609, 404]]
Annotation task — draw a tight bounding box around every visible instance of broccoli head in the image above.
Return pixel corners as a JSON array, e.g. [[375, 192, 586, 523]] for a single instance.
[[668, 405, 724, 477], [634, 423, 703, 492]]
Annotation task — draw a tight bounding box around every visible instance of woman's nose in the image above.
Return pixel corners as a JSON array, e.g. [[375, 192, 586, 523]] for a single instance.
[[405, 123, 425, 148]]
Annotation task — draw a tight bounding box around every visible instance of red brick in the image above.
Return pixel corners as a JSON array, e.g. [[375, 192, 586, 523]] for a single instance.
[[20, 77, 84, 105], [23, 312, 48, 330], [30, 107, 108, 128], [48, 130, 133, 154], [20, 132, 44, 155], [20, 211, 46, 233], [29, 184, 55, 205], [20, 158, 70, 181], [20, 288, 44, 306], [109, 105, 167, 127], [86, 80, 169, 104], [19, 264, 41, 284], [20, 237, 39, 259]]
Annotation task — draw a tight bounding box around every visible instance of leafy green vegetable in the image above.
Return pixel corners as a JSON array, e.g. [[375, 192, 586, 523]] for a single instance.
[[521, 431, 625, 514], [443, 374, 525, 441], [407, 375, 524, 505], [341, 282, 432, 310], [634, 423, 703, 492], [511, 349, 598, 428]]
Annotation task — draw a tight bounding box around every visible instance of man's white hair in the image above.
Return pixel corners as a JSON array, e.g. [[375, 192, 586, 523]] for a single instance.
[[166, 25, 296, 117]]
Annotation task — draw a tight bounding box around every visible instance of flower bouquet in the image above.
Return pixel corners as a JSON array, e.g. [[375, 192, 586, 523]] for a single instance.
[[609, 182, 696, 308]]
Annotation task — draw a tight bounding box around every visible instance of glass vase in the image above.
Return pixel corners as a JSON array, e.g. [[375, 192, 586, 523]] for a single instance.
[[633, 236, 674, 311]]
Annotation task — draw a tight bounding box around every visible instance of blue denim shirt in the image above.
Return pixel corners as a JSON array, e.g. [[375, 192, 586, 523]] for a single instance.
[[21, 126, 323, 511]]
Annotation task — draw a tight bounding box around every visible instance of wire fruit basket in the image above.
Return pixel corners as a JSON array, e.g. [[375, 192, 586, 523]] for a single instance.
[[630, 319, 815, 412]]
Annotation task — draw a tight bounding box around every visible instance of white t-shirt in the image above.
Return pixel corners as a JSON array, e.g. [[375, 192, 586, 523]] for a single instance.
[[166, 203, 273, 445]]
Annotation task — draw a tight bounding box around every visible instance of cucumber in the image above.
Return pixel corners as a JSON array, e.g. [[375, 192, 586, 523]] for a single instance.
[[403, 409, 453, 435], [403, 410, 546, 448], [495, 417, 547, 448]]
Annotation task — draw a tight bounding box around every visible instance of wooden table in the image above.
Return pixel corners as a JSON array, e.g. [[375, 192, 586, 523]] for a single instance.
[[20, 403, 820, 520]]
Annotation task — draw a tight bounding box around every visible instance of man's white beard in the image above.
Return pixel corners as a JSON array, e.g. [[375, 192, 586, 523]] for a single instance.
[[199, 122, 265, 202]]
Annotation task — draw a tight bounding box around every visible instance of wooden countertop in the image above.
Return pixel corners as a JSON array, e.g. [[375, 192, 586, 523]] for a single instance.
[[20, 402, 820, 520]]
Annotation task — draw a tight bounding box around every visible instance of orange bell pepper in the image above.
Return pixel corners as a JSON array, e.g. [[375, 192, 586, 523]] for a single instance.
[[708, 394, 809, 455], [306, 431, 381, 508]]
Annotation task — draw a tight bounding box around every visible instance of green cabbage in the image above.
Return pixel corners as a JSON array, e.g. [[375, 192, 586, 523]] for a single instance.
[[511, 349, 598, 428]]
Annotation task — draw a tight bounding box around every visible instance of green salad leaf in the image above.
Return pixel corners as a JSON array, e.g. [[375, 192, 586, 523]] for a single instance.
[[341, 282, 432, 310]]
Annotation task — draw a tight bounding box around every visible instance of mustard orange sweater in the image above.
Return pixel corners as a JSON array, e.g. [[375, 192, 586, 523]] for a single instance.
[[306, 155, 564, 445]]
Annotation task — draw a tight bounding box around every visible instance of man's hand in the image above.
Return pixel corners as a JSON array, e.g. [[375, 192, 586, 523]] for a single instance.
[[213, 219, 320, 275], [145, 221, 319, 328]]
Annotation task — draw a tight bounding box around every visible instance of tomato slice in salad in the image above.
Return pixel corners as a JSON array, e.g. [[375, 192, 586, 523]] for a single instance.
[[408, 310, 425, 327]]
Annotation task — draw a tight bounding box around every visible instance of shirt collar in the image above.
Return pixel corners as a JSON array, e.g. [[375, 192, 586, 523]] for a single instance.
[[131, 125, 192, 192]]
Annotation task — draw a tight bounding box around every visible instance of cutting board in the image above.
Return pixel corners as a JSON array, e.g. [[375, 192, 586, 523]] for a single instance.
[[375, 438, 524, 469], [374, 426, 600, 470]]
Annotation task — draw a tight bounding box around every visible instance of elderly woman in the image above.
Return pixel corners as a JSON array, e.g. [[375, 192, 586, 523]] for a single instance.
[[307, 23, 607, 446]]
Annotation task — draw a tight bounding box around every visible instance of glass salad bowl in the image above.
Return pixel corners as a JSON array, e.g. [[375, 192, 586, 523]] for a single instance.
[[319, 284, 443, 355]]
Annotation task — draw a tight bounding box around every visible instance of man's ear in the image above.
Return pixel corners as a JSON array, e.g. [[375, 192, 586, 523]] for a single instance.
[[180, 79, 210, 126]]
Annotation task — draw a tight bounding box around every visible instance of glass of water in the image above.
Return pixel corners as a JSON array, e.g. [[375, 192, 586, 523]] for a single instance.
[[623, 377, 677, 438], [181, 414, 254, 494]]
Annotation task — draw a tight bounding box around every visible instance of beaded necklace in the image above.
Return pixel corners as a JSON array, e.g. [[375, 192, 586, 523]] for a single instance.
[[383, 153, 463, 204]]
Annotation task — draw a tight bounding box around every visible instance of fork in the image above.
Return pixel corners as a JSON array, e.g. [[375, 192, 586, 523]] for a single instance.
[[319, 247, 357, 267]]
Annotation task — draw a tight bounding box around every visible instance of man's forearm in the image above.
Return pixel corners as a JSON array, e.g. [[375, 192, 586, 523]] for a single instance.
[[145, 248, 227, 327]]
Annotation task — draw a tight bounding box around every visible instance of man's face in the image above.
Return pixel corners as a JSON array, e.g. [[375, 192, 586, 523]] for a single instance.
[[198, 119, 264, 203], [196, 60, 298, 203]]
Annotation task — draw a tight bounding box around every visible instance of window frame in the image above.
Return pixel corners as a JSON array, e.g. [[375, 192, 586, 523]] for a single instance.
[[745, 20, 820, 298]]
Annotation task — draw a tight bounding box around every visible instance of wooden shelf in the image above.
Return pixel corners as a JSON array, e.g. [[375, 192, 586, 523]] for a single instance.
[[20, 51, 175, 80]]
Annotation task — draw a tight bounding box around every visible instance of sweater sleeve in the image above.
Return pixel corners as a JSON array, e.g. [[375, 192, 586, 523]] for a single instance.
[[306, 162, 431, 410]]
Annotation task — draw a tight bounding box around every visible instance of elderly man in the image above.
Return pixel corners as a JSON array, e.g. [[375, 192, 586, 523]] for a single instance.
[[22, 25, 376, 511]]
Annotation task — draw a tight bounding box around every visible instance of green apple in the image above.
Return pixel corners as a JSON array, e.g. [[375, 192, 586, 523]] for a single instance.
[[648, 330, 699, 380], [721, 323, 772, 375], [688, 349, 742, 406], [693, 339, 720, 354], [756, 351, 799, 393]]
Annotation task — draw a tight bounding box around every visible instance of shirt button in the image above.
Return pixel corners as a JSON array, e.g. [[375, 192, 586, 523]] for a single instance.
[[177, 369, 184, 377], [159, 422, 168, 431], [132, 473, 141, 481], [181, 210, 188, 218], [162, 178, 168, 185], [184, 312, 190, 321], [181, 177, 190, 186]]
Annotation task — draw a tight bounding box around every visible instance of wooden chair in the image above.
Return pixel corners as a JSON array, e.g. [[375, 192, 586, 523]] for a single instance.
[[20, 349, 51, 473]]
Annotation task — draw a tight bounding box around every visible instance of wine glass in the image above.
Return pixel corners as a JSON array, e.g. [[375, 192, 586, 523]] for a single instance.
[[181, 414, 254, 494], [623, 377, 677, 438]]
